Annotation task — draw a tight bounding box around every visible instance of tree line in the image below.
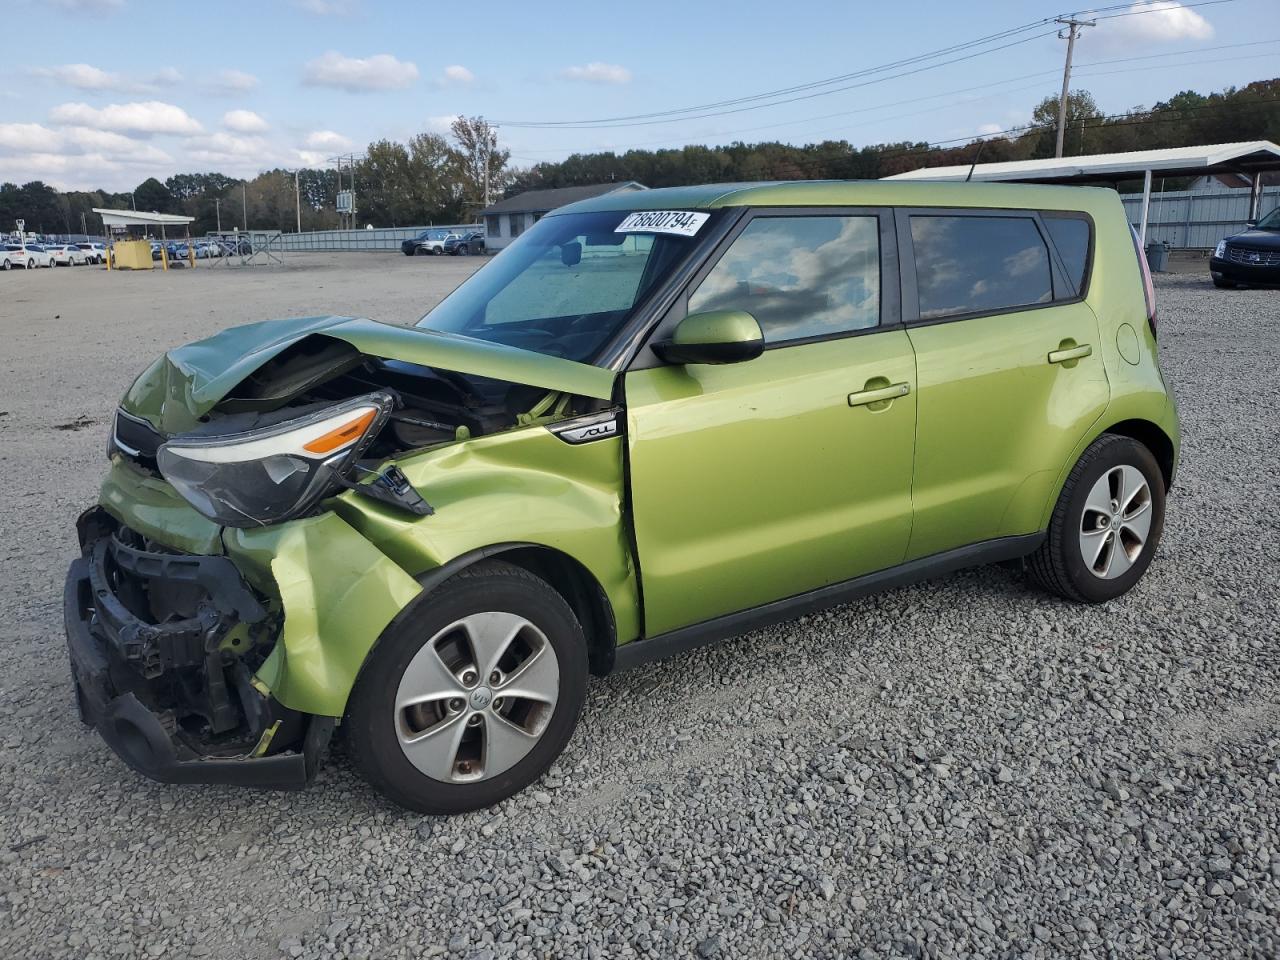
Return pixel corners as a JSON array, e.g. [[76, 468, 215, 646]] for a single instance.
[[507, 79, 1280, 193], [2, 78, 1276, 238]]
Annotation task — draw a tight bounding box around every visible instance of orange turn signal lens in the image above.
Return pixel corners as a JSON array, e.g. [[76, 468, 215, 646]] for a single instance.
[[303, 409, 377, 454]]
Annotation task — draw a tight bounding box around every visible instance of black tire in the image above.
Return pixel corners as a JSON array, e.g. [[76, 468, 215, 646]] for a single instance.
[[1028, 434, 1166, 603], [346, 560, 588, 814]]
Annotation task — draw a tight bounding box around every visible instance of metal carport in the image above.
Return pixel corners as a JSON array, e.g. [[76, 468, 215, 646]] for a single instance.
[[93, 207, 196, 270], [884, 141, 1280, 245]]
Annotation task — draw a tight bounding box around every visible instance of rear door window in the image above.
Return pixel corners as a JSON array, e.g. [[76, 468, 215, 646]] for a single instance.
[[687, 215, 880, 343], [909, 215, 1053, 320], [1041, 215, 1092, 296]]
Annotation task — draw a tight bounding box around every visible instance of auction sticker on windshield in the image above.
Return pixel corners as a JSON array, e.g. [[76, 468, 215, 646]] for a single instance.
[[615, 210, 709, 237]]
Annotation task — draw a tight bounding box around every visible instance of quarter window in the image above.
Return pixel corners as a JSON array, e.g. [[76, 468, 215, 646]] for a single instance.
[[688, 215, 880, 343], [1042, 215, 1091, 296], [910, 215, 1053, 320]]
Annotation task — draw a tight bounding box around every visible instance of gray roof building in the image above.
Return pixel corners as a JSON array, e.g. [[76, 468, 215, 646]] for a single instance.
[[481, 181, 647, 249]]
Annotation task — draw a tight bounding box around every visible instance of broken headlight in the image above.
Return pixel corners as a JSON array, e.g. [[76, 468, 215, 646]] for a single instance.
[[157, 392, 394, 527]]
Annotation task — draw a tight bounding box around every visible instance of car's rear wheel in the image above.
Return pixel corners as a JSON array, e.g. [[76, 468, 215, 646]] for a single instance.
[[346, 560, 588, 814], [1028, 434, 1166, 603], [2, 259, 10, 270]]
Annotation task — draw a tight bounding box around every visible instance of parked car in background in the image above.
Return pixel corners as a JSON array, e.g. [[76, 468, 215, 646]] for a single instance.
[[401, 229, 458, 256], [1210, 207, 1280, 287], [48, 243, 89, 266], [76, 242, 107, 264], [150, 241, 163, 261], [65, 181, 1178, 814], [21, 243, 54, 268], [445, 231, 485, 256], [2, 243, 32, 270]]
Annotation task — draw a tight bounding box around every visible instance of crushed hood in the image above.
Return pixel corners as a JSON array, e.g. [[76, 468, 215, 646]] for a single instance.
[[121, 316, 617, 434]]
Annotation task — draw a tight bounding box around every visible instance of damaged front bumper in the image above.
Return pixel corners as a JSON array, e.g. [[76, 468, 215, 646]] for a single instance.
[[64, 508, 334, 788]]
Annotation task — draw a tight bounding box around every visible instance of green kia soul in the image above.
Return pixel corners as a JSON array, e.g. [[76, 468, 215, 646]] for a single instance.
[[65, 181, 1179, 813]]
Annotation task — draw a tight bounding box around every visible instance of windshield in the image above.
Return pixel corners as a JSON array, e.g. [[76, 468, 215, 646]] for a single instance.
[[417, 209, 716, 365], [1255, 207, 1280, 230]]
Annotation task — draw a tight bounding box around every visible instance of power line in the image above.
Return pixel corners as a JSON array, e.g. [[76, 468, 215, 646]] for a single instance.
[[498, 29, 1062, 129], [506, 42, 1280, 161], [493, 0, 1241, 130]]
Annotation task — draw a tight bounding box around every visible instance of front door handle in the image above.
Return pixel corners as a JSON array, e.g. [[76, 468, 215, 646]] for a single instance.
[[1048, 343, 1092, 365], [848, 381, 910, 408]]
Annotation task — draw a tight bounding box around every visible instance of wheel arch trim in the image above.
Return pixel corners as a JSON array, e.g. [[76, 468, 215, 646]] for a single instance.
[[376, 542, 619, 683]]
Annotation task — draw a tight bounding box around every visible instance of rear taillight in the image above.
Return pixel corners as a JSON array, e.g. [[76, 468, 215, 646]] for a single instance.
[[1130, 226, 1157, 338]]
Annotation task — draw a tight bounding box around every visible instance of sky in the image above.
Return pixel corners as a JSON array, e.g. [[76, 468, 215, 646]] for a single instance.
[[3, 0, 1278, 192]]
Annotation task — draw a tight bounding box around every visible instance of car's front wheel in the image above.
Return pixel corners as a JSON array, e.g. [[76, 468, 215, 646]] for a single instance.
[[347, 561, 588, 814], [1028, 434, 1166, 603]]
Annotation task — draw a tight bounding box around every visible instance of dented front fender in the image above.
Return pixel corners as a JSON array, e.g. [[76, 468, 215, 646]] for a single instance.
[[223, 514, 422, 718]]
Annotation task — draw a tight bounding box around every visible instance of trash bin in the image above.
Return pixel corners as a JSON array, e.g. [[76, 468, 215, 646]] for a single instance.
[[1144, 241, 1170, 273]]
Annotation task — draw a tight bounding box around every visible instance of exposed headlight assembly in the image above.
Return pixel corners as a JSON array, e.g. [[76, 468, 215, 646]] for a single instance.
[[157, 392, 394, 527], [1214, 240, 1227, 259]]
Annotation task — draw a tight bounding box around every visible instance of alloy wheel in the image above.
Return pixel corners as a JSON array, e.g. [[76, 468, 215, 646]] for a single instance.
[[1079, 464, 1152, 579], [395, 612, 560, 783]]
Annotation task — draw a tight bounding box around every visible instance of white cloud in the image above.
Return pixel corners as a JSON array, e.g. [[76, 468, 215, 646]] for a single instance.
[[223, 109, 268, 133], [0, 123, 63, 154], [303, 51, 419, 92], [49, 100, 204, 136], [0, 122, 170, 165], [205, 69, 259, 95], [559, 62, 631, 85], [30, 63, 183, 94], [187, 131, 267, 160], [976, 123, 1004, 136], [33, 63, 121, 91], [426, 115, 459, 133], [1094, 1, 1214, 44], [304, 130, 353, 151], [433, 64, 475, 88]]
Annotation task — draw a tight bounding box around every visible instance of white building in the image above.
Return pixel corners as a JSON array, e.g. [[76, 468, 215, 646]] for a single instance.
[[482, 182, 647, 250]]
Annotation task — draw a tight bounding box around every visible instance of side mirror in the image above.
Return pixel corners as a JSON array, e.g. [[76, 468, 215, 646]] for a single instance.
[[652, 310, 764, 365], [561, 241, 582, 266], [1246, 219, 1258, 228]]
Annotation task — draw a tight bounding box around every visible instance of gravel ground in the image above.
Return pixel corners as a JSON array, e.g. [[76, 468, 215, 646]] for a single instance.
[[0, 257, 1277, 959]]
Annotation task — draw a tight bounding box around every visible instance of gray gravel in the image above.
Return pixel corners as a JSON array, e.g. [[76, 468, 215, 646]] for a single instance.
[[1, 258, 1277, 959]]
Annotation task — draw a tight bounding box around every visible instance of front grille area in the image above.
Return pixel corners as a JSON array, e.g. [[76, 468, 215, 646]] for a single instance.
[[112, 409, 165, 469], [1226, 245, 1280, 267]]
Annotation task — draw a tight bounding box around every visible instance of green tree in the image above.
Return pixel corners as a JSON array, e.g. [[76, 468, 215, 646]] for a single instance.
[[131, 177, 172, 213], [450, 116, 510, 212]]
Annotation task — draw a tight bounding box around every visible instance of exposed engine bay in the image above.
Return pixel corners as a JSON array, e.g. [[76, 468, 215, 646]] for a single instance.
[[114, 333, 603, 479]]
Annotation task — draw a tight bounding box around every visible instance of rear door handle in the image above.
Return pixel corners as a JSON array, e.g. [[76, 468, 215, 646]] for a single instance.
[[1048, 343, 1092, 364], [848, 382, 911, 407]]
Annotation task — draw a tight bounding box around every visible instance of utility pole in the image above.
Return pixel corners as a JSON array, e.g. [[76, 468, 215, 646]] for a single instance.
[[242, 182, 248, 230], [294, 169, 302, 233], [1054, 17, 1094, 159], [214, 197, 221, 232]]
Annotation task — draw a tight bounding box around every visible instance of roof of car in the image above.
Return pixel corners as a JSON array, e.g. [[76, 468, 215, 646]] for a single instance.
[[557, 179, 1116, 215]]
